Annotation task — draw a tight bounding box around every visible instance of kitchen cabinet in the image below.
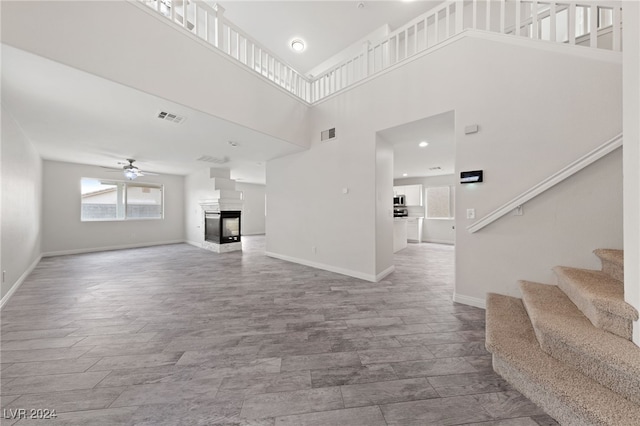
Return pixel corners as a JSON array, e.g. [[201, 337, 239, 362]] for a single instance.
[[393, 218, 408, 252], [407, 217, 423, 242], [393, 184, 423, 206]]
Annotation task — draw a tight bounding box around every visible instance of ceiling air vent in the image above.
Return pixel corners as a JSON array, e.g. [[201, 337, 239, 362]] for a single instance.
[[157, 111, 186, 124], [197, 155, 229, 164], [320, 127, 336, 142], [429, 166, 442, 171]]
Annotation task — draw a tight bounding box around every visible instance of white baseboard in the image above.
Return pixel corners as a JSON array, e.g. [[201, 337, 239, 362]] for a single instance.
[[185, 240, 203, 248], [422, 239, 454, 245], [1, 255, 42, 310], [42, 240, 185, 257], [453, 292, 486, 309], [265, 251, 379, 282], [376, 265, 395, 281]]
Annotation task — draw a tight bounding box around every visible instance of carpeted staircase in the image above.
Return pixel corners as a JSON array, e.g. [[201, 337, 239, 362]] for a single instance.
[[485, 249, 640, 425]]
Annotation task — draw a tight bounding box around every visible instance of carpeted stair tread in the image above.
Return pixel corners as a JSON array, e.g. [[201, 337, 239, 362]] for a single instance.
[[486, 293, 640, 426], [554, 266, 638, 340], [520, 281, 640, 405], [594, 248, 624, 282]]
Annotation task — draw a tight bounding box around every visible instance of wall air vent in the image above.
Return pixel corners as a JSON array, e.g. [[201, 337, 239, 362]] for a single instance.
[[157, 111, 186, 124], [197, 155, 229, 164], [320, 128, 336, 141]]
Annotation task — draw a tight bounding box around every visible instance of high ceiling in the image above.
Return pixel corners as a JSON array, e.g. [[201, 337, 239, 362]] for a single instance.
[[219, 1, 446, 75], [1, 1, 452, 184]]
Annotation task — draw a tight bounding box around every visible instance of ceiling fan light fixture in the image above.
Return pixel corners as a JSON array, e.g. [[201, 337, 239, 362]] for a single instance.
[[124, 168, 138, 180]]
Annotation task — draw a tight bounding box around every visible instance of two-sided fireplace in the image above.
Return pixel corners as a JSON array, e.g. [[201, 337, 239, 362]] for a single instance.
[[205, 211, 241, 244]]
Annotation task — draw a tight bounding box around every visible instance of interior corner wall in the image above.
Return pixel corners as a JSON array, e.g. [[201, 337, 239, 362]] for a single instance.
[[623, 1, 640, 345], [236, 182, 265, 235], [1, 105, 42, 300], [41, 160, 185, 255], [394, 175, 456, 245], [376, 136, 394, 278]]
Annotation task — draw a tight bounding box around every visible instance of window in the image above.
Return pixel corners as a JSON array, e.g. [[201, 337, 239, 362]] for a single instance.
[[426, 186, 454, 219], [81, 178, 163, 221]]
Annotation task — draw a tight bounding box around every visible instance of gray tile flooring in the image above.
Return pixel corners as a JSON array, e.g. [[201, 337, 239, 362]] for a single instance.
[[0, 237, 558, 425]]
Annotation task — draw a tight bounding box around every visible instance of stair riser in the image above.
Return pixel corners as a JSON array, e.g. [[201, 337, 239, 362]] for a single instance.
[[492, 355, 601, 426], [533, 332, 640, 405], [601, 259, 624, 282], [555, 276, 633, 340]]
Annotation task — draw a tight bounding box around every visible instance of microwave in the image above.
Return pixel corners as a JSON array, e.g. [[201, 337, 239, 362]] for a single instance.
[[393, 195, 406, 206]]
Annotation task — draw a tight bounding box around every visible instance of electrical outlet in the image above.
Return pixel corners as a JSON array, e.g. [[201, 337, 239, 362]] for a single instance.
[[466, 208, 476, 219], [2, 270, 5, 284]]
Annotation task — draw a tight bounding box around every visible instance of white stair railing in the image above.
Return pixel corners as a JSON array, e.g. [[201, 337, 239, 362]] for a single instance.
[[137, 0, 622, 104], [467, 133, 623, 234], [138, 0, 313, 102], [313, 0, 622, 102]]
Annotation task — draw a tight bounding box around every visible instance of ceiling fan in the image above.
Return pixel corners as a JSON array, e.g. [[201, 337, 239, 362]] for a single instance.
[[103, 159, 158, 180]]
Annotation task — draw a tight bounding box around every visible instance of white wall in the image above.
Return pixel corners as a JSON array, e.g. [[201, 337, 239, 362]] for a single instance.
[[1, 106, 42, 301], [266, 133, 378, 281], [623, 2, 640, 345], [42, 160, 184, 255], [395, 175, 456, 245], [376, 136, 395, 278], [237, 182, 266, 235], [267, 32, 621, 298], [457, 149, 623, 305], [1, 0, 310, 149], [184, 168, 212, 246]]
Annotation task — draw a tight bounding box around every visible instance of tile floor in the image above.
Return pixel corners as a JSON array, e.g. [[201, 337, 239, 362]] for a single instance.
[[0, 237, 557, 425]]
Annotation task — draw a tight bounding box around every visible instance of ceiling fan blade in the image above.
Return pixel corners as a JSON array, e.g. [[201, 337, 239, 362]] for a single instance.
[[138, 171, 159, 176]]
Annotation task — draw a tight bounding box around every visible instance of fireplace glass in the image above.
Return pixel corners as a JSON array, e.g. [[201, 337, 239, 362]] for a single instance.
[[205, 211, 241, 244]]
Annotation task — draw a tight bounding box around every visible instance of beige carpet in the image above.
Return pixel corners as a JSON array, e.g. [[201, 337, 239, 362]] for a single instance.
[[486, 293, 640, 426], [520, 280, 640, 405], [554, 266, 637, 340], [594, 248, 624, 282]]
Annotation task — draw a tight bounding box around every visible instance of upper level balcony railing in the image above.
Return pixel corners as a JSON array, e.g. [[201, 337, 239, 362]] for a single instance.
[[138, 0, 623, 105]]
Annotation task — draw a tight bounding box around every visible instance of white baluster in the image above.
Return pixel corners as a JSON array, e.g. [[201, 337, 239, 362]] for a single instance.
[[515, 0, 521, 36], [424, 17, 429, 48], [455, 0, 463, 33], [612, 6, 621, 51], [414, 24, 418, 55], [589, 3, 597, 48], [193, 4, 199, 35], [434, 11, 439, 44], [568, 3, 576, 45], [214, 3, 225, 49], [485, 0, 490, 31], [499, 0, 505, 34], [472, 0, 477, 30], [362, 41, 370, 78], [404, 29, 409, 58], [549, 2, 557, 42], [445, 5, 450, 38], [532, 1, 539, 40]]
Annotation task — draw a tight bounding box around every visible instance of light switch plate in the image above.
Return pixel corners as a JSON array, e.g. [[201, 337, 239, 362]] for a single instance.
[[466, 208, 476, 219]]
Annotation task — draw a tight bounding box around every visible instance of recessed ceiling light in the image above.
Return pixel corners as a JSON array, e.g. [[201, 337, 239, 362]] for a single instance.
[[419, 141, 429, 147], [291, 39, 305, 52], [228, 141, 239, 147], [402, 173, 408, 177]]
